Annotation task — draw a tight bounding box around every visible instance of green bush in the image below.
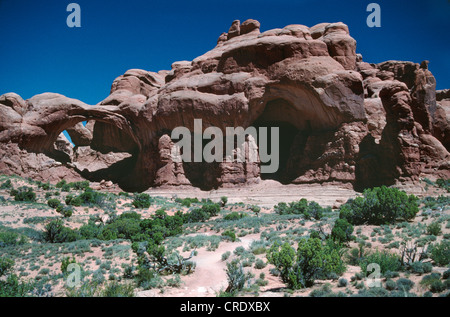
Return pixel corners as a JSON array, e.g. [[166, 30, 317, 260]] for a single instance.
[[410, 261, 433, 275], [0, 230, 27, 247], [39, 182, 51, 191], [61, 256, 77, 274], [420, 273, 445, 293], [70, 181, 90, 191], [254, 259, 267, 270], [223, 260, 253, 295], [202, 203, 221, 217], [443, 269, 450, 280], [0, 179, 13, 190], [184, 203, 221, 223], [0, 257, 14, 277], [436, 178, 450, 192], [42, 219, 78, 243], [331, 218, 354, 244], [99, 217, 141, 240], [385, 279, 396, 291], [101, 281, 135, 297], [222, 230, 237, 242], [338, 278, 348, 287], [359, 249, 402, 276], [132, 193, 152, 209], [224, 212, 247, 221], [175, 197, 199, 207], [65, 195, 82, 207], [339, 186, 419, 225], [250, 205, 261, 216], [56, 180, 67, 188], [220, 196, 228, 207], [184, 208, 210, 223], [427, 222, 442, 236], [396, 278, 414, 292], [430, 240, 450, 266], [267, 238, 345, 289], [11, 186, 36, 202], [274, 199, 328, 220], [61, 206, 74, 218], [47, 198, 62, 209]]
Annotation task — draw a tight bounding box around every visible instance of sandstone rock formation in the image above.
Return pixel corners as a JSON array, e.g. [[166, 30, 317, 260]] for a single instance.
[[0, 19, 449, 192]]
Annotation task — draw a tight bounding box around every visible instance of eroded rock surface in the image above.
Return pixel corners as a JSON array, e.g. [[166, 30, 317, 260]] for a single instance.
[[0, 20, 448, 191]]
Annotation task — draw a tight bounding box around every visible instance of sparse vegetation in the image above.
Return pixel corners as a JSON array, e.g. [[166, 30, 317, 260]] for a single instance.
[[0, 175, 448, 298], [339, 186, 419, 225]]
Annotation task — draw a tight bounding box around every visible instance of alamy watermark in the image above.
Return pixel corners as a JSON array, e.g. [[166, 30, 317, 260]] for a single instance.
[[170, 119, 280, 174], [366, 3, 381, 28], [365, 263, 381, 288], [66, 3, 81, 28]]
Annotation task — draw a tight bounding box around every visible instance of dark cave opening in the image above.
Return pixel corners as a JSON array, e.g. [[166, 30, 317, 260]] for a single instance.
[[252, 120, 300, 184]]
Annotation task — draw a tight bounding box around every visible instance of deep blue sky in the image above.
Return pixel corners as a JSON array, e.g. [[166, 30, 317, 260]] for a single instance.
[[0, 0, 449, 105]]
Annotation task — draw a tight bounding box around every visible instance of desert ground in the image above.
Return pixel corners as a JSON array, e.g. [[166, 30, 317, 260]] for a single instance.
[[0, 175, 449, 297]]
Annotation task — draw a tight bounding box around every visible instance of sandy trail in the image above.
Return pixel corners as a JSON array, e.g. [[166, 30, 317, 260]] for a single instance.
[[137, 234, 258, 297]]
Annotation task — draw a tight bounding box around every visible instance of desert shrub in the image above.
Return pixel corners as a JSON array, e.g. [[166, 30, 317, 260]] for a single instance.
[[224, 212, 247, 221], [61, 256, 77, 274], [221, 230, 237, 242], [56, 180, 67, 188], [267, 238, 345, 289], [99, 217, 141, 241], [254, 258, 267, 270], [184, 203, 220, 223], [65, 195, 82, 207], [100, 281, 135, 297], [0, 257, 38, 297], [420, 273, 445, 293], [78, 188, 103, 205], [47, 198, 62, 209], [220, 196, 228, 207], [78, 221, 102, 240], [354, 287, 389, 297], [410, 261, 433, 275], [429, 240, 450, 266], [0, 179, 13, 189], [250, 205, 261, 217], [338, 278, 348, 287], [184, 208, 209, 223], [385, 279, 396, 291], [175, 197, 199, 207], [396, 278, 414, 292], [436, 178, 450, 192], [359, 249, 402, 276], [11, 186, 36, 202], [132, 193, 152, 209], [331, 218, 354, 244], [304, 201, 326, 220], [70, 181, 90, 191], [42, 219, 78, 243], [201, 203, 221, 217], [135, 267, 164, 290], [0, 230, 27, 247], [426, 222, 442, 236], [339, 186, 419, 225], [443, 269, 450, 280], [57, 206, 74, 218], [223, 260, 253, 295], [221, 251, 231, 261], [274, 199, 327, 220], [38, 182, 51, 191], [0, 271, 33, 297], [0, 257, 14, 277]]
